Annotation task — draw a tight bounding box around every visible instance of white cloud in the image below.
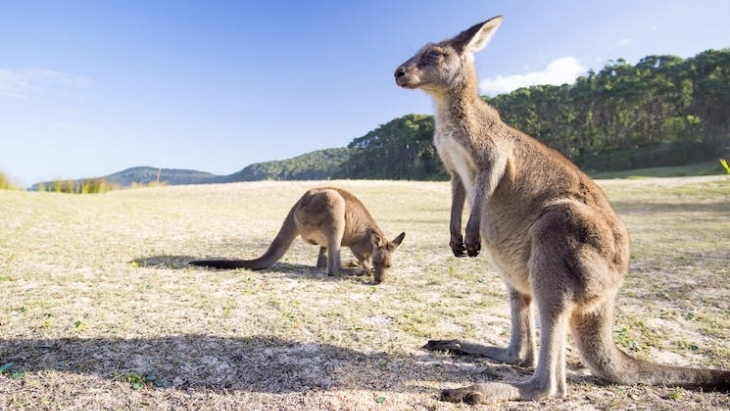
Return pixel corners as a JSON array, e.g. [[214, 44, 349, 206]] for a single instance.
[[0, 69, 32, 98], [479, 57, 586, 96], [0, 68, 91, 98], [616, 38, 633, 47]]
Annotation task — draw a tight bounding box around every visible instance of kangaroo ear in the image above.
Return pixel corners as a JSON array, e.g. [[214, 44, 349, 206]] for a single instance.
[[370, 230, 384, 248], [391, 232, 406, 248], [452, 16, 503, 54]]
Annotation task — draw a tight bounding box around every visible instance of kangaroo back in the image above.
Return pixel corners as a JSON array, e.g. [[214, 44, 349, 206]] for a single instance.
[[189, 206, 300, 270]]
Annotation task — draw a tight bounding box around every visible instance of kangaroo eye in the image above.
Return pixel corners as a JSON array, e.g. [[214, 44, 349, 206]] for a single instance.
[[426, 50, 442, 59]]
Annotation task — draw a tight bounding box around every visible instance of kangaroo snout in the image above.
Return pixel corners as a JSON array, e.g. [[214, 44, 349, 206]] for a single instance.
[[394, 65, 417, 88], [394, 66, 407, 79]]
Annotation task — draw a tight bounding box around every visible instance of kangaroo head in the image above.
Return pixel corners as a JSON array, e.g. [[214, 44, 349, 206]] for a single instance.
[[394, 16, 503, 95], [371, 231, 406, 284]]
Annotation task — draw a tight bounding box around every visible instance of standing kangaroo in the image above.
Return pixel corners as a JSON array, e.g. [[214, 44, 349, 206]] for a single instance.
[[395, 16, 729, 404], [190, 187, 405, 284]]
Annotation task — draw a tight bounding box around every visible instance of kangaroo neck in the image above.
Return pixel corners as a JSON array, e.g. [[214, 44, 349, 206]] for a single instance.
[[349, 211, 383, 245], [431, 83, 492, 134]]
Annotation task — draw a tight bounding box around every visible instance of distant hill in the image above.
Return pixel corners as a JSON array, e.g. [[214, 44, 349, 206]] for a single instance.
[[34, 147, 353, 188], [104, 166, 217, 186], [218, 147, 351, 183]]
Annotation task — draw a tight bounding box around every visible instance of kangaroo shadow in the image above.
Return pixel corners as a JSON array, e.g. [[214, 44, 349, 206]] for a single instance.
[[0, 335, 525, 393], [132, 255, 198, 270], [132, 256, 375, 284]]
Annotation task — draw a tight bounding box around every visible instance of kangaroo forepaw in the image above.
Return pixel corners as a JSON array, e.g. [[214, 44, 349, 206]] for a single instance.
[[465, 240, 480, 257], [449, 235, 466, 257], [464, 231, 481, 257]]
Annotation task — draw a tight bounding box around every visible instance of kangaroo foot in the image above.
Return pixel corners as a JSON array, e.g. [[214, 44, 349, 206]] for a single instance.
[[440, 381, 545, 405], [440, 386, 485, 405], [423, 339, 474, 356]]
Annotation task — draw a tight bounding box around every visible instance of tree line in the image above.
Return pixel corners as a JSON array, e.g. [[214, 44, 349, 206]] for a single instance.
[[336, 49, 730, 179], [23, 49, 726, 189]]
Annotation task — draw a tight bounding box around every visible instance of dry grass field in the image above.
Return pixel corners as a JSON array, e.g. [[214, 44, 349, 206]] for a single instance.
[[1, 177, 729, 410]]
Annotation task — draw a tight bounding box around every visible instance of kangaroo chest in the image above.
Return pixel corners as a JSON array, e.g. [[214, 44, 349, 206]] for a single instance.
[[434, 130, 479, 205]]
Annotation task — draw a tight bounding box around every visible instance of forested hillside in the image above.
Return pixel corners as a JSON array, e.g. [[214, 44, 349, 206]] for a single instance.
[[218, 147, 351, 182], [33, 148, 350, 188], [337, 114, 446, 180], [337, 49, 730, 179], [35, 49, 729, 188], [104, 167, 216, 186]]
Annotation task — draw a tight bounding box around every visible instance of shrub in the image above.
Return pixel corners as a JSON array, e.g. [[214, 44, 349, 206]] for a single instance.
[[0, 172, 21, 191], [40, 178, 120, 194]]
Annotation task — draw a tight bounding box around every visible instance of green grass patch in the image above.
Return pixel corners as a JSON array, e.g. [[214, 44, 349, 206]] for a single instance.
[[590, 161, 724, 179]]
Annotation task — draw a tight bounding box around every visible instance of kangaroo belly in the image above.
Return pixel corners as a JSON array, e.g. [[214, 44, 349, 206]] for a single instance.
[[483, 238, 532, 294], [300, 230, 330, 247]]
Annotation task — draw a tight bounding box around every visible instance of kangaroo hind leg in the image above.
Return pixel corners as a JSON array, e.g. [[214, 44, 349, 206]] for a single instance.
[[325, 219, 345, 276], [440, 274, 573, 404], [295, 189, 346, 276], [316, 246, 327, 269], [425, 287, 536, 367], [321, 191, 346, 276]]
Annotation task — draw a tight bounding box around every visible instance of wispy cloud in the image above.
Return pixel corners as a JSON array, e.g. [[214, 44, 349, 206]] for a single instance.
[[0, 68, 91, 98], [0, 69, 32, 98], [616, 38, 633, 47], [479, 57, 586, 96]]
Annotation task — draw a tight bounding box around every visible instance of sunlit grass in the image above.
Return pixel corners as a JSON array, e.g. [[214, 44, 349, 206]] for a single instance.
[[590, 161, 724, 179], [0, 177, 728, 410]]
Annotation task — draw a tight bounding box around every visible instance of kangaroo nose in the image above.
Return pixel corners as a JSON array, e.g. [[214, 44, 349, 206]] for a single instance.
[[394, 66, 406, 79]]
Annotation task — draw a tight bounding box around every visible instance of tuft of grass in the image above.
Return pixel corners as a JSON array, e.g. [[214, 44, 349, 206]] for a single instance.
[[0, 171, 22, 190], [720, 158, 730, 174], [666, 389, 682, 400], [38, 178, 120, 194], [113, 372, 164, 390]]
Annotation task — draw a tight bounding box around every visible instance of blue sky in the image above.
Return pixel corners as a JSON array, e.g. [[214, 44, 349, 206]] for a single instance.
[[1, 1, 729, 187]]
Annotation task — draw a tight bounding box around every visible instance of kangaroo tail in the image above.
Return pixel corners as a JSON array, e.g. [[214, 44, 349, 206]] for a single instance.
[[189, 206, 300, 270], [571, 302, 730, 391]]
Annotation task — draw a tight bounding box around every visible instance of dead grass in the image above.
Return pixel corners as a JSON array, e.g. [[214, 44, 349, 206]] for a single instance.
[[1, 177, 729, 410]]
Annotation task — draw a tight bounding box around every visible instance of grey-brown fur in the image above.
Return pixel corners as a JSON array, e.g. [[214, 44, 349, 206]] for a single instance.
[[190, 187, 405, 284], [395, 15, 729, 404]]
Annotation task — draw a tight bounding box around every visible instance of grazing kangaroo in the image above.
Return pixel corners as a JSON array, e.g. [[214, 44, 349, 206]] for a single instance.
[[395, 15, 729, 404], [190, 187, 405, 284]]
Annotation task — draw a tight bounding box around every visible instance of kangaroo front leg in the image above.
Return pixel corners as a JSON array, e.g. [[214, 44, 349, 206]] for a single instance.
[[425, 288, 535, 366], [449, 175, 467, 257], [464, 209, 481, 258], [463, 171, 490, 258], [466, 155, 509, 257]]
